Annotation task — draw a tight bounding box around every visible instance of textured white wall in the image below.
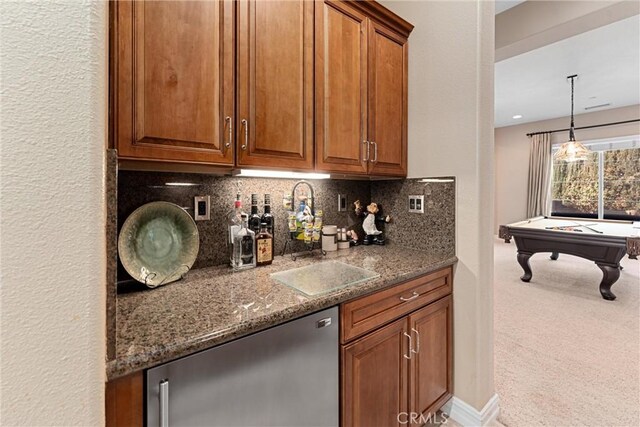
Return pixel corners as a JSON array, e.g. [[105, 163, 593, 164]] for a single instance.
[[495, 104, 640, 231], [382, 0, 496, 413], [0, 1, 107, 425]]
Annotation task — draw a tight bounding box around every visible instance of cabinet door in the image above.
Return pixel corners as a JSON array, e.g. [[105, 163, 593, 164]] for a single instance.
[[114, 0, 234, 164], [315, 0, 369, 174], [342, 317, 409, 427], [237, 0, 314, 170], [408, 296, 453, 418], [367, 21, 408, 176]]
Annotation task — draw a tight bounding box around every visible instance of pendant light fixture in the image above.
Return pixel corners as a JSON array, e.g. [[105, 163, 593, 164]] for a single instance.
[[554, 74, 592, 162]]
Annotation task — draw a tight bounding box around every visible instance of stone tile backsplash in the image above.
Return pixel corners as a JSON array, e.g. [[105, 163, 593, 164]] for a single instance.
[[116, 172, 455, 283], [117, 172, 370, 280], [370, 178, 455, 256]]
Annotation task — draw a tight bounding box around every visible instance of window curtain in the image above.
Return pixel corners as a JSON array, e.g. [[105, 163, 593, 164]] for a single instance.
[[526, 132, 552, 218]]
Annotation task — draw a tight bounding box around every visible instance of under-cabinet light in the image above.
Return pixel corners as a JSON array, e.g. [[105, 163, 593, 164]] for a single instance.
[[418, 178, 455, 183], [236, 169, 331, 180], [164, 182, 200, 187], [512, 114, 523, 119]]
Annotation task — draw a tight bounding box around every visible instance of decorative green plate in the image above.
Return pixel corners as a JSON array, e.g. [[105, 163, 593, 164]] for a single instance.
[[118, 202, 199, 288]]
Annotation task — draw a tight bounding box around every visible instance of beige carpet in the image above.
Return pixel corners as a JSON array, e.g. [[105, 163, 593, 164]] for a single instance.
[[494, 237, 640, 427]]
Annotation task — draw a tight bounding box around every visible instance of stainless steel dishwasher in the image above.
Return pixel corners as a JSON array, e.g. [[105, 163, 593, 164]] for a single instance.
[[147, 306, 339, 427]]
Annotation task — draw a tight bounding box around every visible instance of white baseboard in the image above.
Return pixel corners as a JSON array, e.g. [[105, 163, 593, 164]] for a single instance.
[[442, 393, 500, 426]]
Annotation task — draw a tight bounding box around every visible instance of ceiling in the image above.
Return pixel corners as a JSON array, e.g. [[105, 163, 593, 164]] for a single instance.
[[495, 0, 526, 15], [495, 15, 640, 128]]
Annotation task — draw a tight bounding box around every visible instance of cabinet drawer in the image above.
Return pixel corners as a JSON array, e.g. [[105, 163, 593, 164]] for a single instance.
[[340, 267, 452, 343]]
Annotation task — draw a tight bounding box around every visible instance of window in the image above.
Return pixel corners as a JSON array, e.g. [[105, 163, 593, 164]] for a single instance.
[[551, 136, 640, 221]]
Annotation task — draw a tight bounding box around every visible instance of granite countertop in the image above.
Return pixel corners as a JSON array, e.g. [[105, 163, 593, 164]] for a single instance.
[[108, 244, 457, 380]]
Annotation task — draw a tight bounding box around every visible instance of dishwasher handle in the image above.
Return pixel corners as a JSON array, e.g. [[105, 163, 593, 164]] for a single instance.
[[159, 379, 169, 427]]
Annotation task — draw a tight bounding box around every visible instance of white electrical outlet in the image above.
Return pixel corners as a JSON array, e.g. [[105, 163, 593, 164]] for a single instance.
[[408, 195, 424, 213], [194, 196, 211, 220], [338, 194, 347, 212]]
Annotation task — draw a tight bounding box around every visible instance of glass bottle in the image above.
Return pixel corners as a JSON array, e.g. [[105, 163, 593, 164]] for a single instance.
[[312, 210, 323, 242], [227, 193, 243, 247], [256, 222, 274, 266], [232, 214, 256, 270], [296, 199, 307, 230], [261, 194, 274, 236], [249, 194, 262, 235]]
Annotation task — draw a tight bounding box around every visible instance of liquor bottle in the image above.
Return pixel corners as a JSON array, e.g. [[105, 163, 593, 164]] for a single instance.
[[227, 193, 243, 245], [249, 194, 262, 235], [261, 194, 274, 236], [227, 193, 243, 267], [256, 222, 274, 266], [232, 213, 256, 270]]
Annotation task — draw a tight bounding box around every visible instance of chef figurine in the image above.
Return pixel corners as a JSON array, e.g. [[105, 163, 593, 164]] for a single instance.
[[354, 200, 391, 245]]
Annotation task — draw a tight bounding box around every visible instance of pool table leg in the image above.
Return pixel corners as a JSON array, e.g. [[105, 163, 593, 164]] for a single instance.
[[597, 263, 620, 301], [517, 251, 533, 282], [550, 252, 559, 260]]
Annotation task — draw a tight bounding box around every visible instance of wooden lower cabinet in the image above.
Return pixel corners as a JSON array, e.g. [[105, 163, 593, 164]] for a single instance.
[[341, 275, 453, 427], [342, 318, 409, 427], [105, 371, 143, 427], [409, 296, 453, 419]]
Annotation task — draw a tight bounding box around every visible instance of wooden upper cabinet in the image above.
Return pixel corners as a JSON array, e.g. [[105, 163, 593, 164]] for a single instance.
[[236, 0, 314, 170], [342, 317, 409, 427], [408, 296, 453, 418], [316, 1, 411, 177], [315, 0, 369, 175], [367, 21, 408, 176], [113, 0, 234, 165]]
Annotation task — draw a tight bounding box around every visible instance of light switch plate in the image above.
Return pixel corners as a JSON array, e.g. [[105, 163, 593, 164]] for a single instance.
[[194, 196, 210, 221], [338, 194, 347, 212], [408, 195, 424, 213]]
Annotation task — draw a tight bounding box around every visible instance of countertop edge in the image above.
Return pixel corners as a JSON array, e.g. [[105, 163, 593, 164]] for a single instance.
[[107, 256, 458, 381]]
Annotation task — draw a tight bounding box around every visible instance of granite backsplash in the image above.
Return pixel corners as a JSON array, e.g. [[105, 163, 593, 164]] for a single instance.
[[116, 172, 456, 284], [370, 178, 456, 255], [117, 172, 370, 282]]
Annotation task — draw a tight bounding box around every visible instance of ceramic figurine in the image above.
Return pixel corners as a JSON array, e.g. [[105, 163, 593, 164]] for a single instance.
[[354, 200, 391, 245]]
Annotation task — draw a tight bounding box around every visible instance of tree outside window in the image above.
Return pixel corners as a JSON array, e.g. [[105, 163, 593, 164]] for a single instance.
[[551, 137, 639, 221]]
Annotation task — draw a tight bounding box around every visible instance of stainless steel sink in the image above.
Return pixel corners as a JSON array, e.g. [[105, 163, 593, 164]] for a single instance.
[[270, 260, 379, 296]]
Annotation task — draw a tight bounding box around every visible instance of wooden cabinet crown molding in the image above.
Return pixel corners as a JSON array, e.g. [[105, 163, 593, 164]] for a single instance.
[[350, 0, 414, 38]]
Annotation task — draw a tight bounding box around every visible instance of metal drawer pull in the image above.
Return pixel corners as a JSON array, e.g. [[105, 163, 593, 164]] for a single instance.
[[372, 141, 378, 162], [363, 140, 370, 162], [411, 328, 420, 354], [241, 118, 248, 150], [400, 291, 419, 302], [159, 379, 169, 427], [403, 332, 413, 359], [225, 116, 232, 148]]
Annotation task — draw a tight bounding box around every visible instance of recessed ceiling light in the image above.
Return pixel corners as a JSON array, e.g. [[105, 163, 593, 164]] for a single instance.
[[512, 115, 523, 119]]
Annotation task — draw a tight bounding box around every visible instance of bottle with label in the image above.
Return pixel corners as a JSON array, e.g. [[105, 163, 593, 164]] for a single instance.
[[232, 213, 256, 271], [312, 210, 323, 242], [249, 194, 262, 235], [227, 193, 243, 252], [261, 194, 274, 236], [256, 222, 274, 266]]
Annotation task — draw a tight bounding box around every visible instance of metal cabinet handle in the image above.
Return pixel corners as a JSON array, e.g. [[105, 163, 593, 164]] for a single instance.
[[159, 379, 169, 427], [225, 116, 232, 149], [403, 332, 413, 359], [400, 291, 419, 302], [371, 141, 378, 162], [411, 328, 420, 354], [362, 140, 370, 162], [241, 118, 248, 150]]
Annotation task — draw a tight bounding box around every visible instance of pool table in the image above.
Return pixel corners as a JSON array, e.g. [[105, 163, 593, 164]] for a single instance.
[[499, 216, 640, 300]]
